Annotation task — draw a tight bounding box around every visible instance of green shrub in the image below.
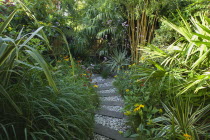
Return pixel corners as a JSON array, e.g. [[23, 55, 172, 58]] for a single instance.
[[0, 8, 98, 139], [113, 13, 210, 139], [0, 62, 98, 140]]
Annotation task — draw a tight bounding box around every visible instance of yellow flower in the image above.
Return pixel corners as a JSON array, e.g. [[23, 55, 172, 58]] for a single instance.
[[183, 133, 192, 140], [118, 131, 123, 134], [83, 74, 86, 76], [124, 111, 131, 116], [134, 104, 145, 112], [140, 104, 145, 108], [125, 89, 129, 92], [128, 65, 131, 67], [114, 75, 117, 78], [64, 58, 69, 61], [93, 85, 98, 88]]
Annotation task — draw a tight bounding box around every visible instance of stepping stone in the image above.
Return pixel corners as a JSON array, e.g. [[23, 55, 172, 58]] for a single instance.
[[96, 79, 114, 84], [96, 108, 124, 119], [101, 101, 124, 106], [94, 124, 133, 140], [99, 89, 116, 94], [98, 83, 113, 88], [100, 96, 123, 102], [99, 92, 119, 97], [91, 74, 101, 78], [98, 86, 116, 90]]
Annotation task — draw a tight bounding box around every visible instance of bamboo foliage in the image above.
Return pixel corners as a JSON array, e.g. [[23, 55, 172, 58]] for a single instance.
[[116, 0, 162, 63]]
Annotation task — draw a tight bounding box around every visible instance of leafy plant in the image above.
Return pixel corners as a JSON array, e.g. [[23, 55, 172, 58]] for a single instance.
[[105, 49, 130, 73], [153, 98, 210, 140], [0, 5, 98, 140], [114, 10, 210, 140]]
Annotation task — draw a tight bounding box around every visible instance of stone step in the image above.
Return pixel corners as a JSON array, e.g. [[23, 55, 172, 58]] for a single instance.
[[98, 86, 116, 90], [91, 74, 101, 78], [99, 89, 117, 94], [94, 124, 133, 140], [99, 92, 119, 97], [96, 108, 124, 119], [98, 83, 113, 88], [101, 101, 124, 106], [96, 79, 114, 84]]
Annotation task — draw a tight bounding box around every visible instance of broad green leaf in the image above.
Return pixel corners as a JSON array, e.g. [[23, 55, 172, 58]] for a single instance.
[[193, 32, 210, 41], [148, 60, 165, 71], [24, 46, 58, 93], [22, 26, 44, 46], [191, 50, 209, 69], [177, 74, 209, 96]]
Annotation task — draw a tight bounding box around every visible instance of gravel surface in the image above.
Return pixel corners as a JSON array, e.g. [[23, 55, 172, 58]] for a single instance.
[[95, 114, 128, 132], [98, 83, 112, 88], [93, 134, 112, 140], [92, 74, 129, 139], [101, 105, 123, 112], [100, 96, 123, 102], [92, 79, 105, 84], [98, 89, 116, 94], [92, 77, 105, 83]]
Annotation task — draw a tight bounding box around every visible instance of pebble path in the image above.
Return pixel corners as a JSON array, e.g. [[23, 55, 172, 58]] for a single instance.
[[91, 74, 132, 140]]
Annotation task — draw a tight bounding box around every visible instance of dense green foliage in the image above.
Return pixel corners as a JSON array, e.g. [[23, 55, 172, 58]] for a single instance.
[[0, 0, 210, 139], [114, 9, 210, 140], [0, 1, 98, 139]]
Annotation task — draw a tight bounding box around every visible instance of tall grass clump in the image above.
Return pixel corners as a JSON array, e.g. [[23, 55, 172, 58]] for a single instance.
[[0, 62, 98, 139], [0, 7, 98, 140]]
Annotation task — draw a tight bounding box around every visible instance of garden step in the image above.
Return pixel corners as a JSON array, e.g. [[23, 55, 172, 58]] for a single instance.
[[98, 86, 116, 90], [94, 124, 133, 140], [101, 101, 124, 106], [98, 89, 117, 94], [95, 79, 114, 84], [91, 74, 101, 79], [96, 108, 124, 119], [99, 92, 119, 97]]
